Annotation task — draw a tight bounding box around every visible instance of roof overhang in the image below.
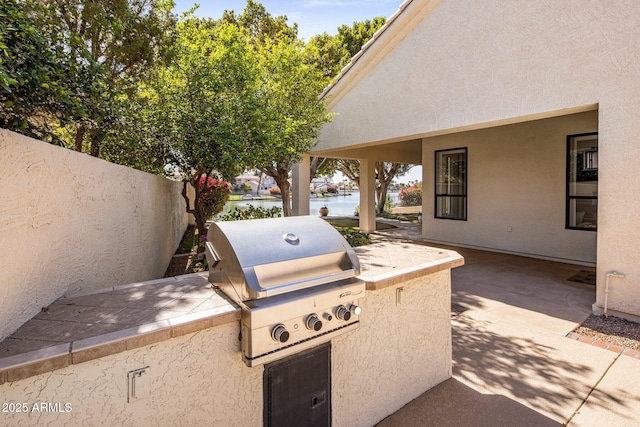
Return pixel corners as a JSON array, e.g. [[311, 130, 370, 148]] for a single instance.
[[310, 104, 599, 162]]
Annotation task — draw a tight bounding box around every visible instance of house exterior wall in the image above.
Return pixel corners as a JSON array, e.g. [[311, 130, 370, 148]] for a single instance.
[[316, 0, 640, 318], [0, 130, 189, 340], [422, 111, 598, 265], [0, 270, 452, 427]]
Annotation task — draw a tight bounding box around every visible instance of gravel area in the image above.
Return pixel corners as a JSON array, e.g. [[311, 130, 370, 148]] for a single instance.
[[574, 315, 640, 351]]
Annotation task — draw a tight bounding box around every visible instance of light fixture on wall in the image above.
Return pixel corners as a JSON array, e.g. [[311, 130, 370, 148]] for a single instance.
[[582, 147, 598, 171]]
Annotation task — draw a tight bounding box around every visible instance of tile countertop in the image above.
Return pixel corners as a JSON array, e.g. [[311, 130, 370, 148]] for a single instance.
[[354, 241, 464, 290], [0, 242, 463, 383]]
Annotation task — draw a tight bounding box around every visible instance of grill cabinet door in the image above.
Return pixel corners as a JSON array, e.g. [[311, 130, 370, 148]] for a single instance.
[[264, 344, 331, 427]]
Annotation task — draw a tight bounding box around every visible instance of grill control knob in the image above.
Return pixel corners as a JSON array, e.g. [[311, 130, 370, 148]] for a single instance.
[[335, 305, 351, 321], [348, 304, 362, 316], [271, 324, 290, 343], [306, 314, 323, 331]]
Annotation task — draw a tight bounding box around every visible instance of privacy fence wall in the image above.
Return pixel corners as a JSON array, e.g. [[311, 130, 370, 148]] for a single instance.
[[0, 129, 189, 340]]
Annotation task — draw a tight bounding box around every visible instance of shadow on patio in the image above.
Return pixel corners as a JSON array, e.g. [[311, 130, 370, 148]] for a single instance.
[[376, 378, 559, 427], [450, 246, 595, 329], [376, 241, 634, 425]]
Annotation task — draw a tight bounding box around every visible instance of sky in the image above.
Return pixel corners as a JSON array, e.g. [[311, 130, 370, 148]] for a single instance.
[[171, 0, 422, 184]]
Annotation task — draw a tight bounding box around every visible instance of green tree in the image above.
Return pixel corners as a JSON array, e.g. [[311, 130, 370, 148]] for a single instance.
[[336, 17, 387, 59], [151, 20, 260, 235], [221, 0, 297, 44], [310, 156, 334, 183], [241, 182, 252, 194], [23, 0, 176, 161], [307, 17, 386, 82], [0, 0, 86, 141], [252, 37, 332, 216], [305, 32, 344, 80], [335, 160, 413, 214], [375, 162, 413, 213], [222, 1, 331, 216]]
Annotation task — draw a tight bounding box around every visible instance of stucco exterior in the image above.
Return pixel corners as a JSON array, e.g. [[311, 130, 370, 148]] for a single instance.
[[310, 0, 640, 319], [0, 323, 263, 427], [332, 271, 451, 427], [422, 111, 597, 265], [0, 129, 189, 340], [0, 268, 452, 427]]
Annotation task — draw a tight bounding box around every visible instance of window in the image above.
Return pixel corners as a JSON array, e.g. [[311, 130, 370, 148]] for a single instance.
[[566, 133, 598, 231], [435, 148, 467, 220]]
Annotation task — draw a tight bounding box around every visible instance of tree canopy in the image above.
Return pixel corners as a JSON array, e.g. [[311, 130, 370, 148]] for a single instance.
[[0, 0, 87, 141], [187, 1, 331, 217], [17, 0, 177, 166], [307, 17, 386, 81], [335, 160, 413, 213], [251, 36, 332, 216], [148, 19, 261, 232], [148, 1, 330, 224], [154, 20, 259, 180], [220, 0, 298, 43]]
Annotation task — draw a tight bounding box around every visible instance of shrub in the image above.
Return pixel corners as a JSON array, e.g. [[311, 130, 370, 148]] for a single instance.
[[217, 204, 282, 221], [398, 184, 422, 207], [336, 227, 371, 247], [186, 253, 207, 274], [354, 201, 382, 216], [198, 176, 231, 220]]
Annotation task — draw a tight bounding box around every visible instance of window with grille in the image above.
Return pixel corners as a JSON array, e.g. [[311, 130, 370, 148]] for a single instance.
[[435, 148, 467, 220], [566, 133, 598, 231]]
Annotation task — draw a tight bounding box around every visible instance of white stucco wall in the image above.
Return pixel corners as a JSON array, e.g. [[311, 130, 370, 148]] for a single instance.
[[0, 323, 263, 427], [422, 111, 598, 265], [0, 270, 452, 426], [333, 271, 451, 427], [317, 0, 620, 150], [0, 130, 189, 340], [317, 0, 640, 317]]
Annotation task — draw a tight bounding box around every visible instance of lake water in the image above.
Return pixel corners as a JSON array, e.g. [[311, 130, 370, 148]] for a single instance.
[[220, 192, 400, 217]]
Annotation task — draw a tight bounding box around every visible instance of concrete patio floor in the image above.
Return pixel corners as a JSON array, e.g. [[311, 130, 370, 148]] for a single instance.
[[371, 222, 640, 426]]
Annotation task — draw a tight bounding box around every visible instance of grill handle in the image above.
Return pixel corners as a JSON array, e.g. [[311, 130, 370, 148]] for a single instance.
[[262, 269, 358, 297], [205, 241, 220, 268]]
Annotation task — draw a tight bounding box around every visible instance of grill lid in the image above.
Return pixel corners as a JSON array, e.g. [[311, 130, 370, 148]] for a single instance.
[[206, 216, 361, 301]]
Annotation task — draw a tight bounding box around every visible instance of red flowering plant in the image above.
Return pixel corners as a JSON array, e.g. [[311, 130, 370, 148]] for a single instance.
[[197, 176, 231, 221], [182, 174, 231, 252], [398, 183, 422, 207]]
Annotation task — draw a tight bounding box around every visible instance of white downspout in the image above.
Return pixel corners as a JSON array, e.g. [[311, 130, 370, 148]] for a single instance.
[[604, 271, 625, 317]]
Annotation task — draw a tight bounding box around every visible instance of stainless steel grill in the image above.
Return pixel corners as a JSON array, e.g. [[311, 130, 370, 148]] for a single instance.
[[206, 216, 364, 367]]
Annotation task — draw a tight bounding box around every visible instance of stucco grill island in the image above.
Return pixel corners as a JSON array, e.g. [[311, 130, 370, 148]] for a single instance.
[[0, 229, 464, 426], [205, 216, 365, 367]]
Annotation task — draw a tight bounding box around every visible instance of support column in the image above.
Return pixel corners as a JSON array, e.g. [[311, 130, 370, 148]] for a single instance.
[[291, 155, 310, 216], [359, 158, 376, 233]]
